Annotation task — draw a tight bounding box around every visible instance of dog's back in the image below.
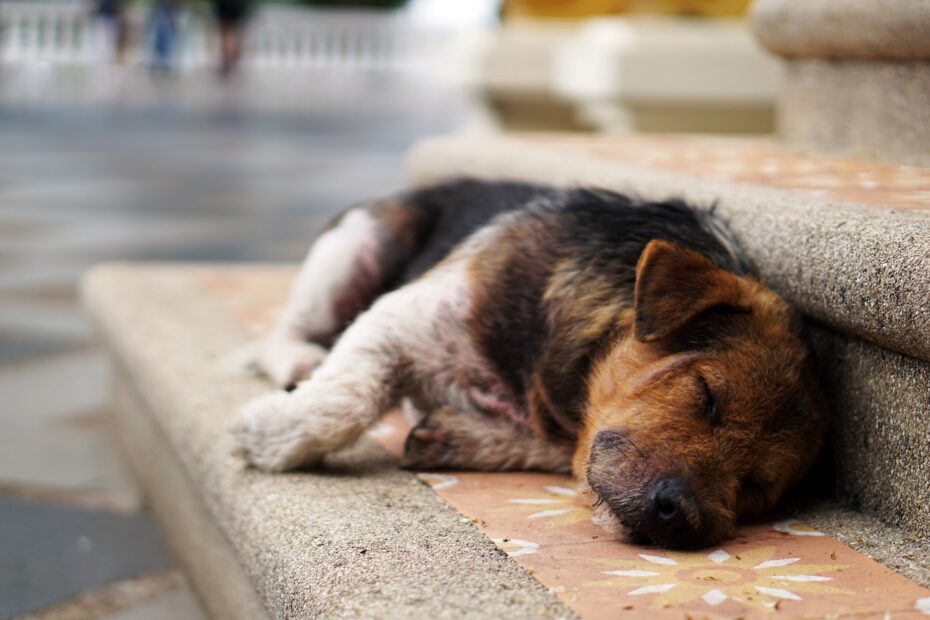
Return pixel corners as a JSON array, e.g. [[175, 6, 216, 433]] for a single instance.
[[395, 179, 751, 284]]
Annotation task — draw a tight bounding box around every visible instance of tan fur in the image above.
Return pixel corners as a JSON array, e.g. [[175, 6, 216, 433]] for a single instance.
[[574, 240, 828, 545]]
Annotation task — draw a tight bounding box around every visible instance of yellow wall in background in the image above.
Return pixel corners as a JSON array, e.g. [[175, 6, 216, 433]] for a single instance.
[[504, 0, 751, 18]]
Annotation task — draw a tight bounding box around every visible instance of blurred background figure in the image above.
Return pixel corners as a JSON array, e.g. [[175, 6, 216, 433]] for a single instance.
[[148, 0, 183, 73], [211, 0, 253, 78], [91, 0, 130, 63]]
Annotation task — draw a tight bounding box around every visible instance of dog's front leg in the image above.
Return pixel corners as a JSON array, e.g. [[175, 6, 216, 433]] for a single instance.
[[235, 276, 448, 472], [256, 207, 382, 388], [257, 194, 437, 388]]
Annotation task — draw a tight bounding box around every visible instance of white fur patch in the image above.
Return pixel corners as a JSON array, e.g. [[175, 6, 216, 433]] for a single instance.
[[236, 261, 477, 470], [254, 208, 380, 386], [280, 208, 381, 340]]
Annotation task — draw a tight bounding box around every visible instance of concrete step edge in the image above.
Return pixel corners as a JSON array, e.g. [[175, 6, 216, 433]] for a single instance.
[[81, 264, 576, 620]]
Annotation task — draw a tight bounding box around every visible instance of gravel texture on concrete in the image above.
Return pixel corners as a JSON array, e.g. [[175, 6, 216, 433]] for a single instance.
[[407, 134, 930, 538], [408, 135, 930, 363], [750, 0, 930, 60], [776, 59, 930, 167], [83, 265, 574, 620], [808, 328, 930, 541]]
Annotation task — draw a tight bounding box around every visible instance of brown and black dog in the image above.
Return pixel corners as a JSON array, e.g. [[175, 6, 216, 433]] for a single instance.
[[234, 179, 828, 549]]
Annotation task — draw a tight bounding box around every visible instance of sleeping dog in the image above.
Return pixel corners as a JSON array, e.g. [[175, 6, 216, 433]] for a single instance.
[[234, 179, 828, 549]]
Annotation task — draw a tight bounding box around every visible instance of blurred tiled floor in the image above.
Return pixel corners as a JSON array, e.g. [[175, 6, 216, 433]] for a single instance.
[[0, 67, 470, 619]]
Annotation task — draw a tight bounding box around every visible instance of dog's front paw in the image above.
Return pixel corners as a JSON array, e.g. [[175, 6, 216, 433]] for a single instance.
[[232, 391, 325, 472], [257, 338, 327, 389]]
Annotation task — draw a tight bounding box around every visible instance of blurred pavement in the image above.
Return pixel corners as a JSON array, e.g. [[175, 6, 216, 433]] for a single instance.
[[0, 66, 473, 619]]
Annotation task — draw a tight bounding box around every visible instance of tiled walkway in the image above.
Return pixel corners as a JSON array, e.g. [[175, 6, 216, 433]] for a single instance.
[[0, 69, 468, 619]]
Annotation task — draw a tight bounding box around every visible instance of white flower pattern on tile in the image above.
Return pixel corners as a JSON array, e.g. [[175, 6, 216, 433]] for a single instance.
[[773, 519, 825, 537], [916, 596, 930, 615], [593, 546, 848, 611], [492, 538, 539, 558], [416, 472, 458, 490], [503, 485, 592, 525]]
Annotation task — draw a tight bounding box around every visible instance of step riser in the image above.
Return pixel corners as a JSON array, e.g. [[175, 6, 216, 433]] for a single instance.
[[112, 368, 270, 620], [810, 329, 930, 539]]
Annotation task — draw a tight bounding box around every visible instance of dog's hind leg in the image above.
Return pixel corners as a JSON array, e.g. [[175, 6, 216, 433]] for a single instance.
[[236, 264, 467, 471], [400, 407, 572, 474], [258, 194, 437, 387]]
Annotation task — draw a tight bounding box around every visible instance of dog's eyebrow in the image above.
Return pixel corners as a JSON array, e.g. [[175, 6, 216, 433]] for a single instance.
[[628, 352, 703, 397]]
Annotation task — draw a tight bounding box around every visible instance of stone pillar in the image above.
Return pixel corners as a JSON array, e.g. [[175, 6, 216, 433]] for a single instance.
[[750, 0, 930, 165]]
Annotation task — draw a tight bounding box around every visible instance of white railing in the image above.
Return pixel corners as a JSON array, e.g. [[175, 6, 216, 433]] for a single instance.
[[0, 0, 92, 64], [0, 0, 443, 72], [245, 6, 438, 71]]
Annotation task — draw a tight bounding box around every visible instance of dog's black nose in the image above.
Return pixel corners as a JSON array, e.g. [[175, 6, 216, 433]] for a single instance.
[[652, 477, 689, 522], [641, 477, 699, 546]]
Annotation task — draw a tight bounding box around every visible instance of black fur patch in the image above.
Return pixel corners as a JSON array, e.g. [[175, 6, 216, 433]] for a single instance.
[[370, 179, 751, 441], [395, 180, 750, 441]]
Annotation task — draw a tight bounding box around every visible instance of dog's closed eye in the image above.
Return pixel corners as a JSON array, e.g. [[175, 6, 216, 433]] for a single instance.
[[698, 375, 722, 427]]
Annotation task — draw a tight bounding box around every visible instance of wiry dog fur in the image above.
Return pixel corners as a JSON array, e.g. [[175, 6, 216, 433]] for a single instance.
[[234, 179, 828, 549]]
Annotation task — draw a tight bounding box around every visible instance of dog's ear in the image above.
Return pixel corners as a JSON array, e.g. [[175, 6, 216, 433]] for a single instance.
[[634, 239, 749, 342]]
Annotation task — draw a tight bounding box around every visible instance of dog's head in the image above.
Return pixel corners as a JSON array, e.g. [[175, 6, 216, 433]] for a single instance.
[[575, 239, 828, 549]]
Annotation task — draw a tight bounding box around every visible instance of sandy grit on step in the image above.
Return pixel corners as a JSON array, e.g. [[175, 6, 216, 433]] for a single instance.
[[201, 268, 930, 620]]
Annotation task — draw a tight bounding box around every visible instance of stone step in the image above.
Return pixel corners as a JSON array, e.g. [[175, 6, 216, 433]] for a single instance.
[[407, 132, 930, 540], [82, 265, 569, 620], [83, 263, 930, 618]]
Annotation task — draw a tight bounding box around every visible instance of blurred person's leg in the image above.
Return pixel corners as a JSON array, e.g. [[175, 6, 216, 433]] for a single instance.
[[115, 14, 130, 64], [150, 2, 179, 72], [212, 0, 251, 78], [219, 24, 243, 78]]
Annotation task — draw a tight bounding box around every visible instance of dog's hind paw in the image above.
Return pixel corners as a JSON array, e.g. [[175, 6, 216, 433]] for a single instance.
[[400, 407, 467, 470], [400, 425, 448, 470]]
